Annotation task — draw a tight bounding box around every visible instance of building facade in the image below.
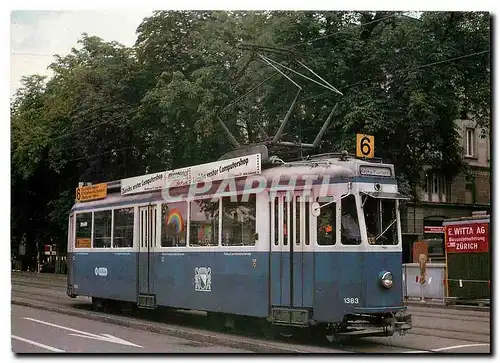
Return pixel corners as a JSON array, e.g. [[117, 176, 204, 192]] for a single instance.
[[400, 119, 491, 262]]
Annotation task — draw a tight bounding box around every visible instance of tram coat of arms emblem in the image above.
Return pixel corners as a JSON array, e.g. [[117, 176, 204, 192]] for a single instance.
[[194, 267, 212, 292]]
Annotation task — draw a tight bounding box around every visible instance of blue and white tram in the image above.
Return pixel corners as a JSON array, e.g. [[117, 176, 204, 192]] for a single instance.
[[67, 152, 412, 338]]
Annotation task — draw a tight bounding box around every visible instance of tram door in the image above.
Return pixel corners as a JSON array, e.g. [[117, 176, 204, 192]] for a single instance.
[[138, 205, 157, 306], [67, 214, 75, 295], [271, 193, 309, 308]]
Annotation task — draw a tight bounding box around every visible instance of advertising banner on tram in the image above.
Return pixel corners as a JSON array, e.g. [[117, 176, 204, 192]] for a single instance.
[[121, 153, 262, 195], [190, 154, 261, 184], [165, 167, 191, 188], [121, 171, 166, 195]]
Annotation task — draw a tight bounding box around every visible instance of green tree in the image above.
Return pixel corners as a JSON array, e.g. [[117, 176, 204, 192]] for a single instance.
[[10, 11, 490, 261]]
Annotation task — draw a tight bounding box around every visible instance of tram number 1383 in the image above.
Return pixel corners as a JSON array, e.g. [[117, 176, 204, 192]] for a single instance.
[[344, 297, 360, 304]]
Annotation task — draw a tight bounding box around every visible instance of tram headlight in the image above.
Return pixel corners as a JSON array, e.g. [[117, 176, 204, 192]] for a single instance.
[[379, 271, 394, 289]]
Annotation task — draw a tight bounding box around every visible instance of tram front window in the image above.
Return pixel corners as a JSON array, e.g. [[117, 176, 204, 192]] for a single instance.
[[341, 195, 361, 245], [362, 196, 398, 245]]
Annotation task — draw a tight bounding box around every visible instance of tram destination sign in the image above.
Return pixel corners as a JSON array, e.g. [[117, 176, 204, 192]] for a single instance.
[[76, 183, 107, 202], [121, 171, 166, 195], [445, 223, 489, 253], [359, 165, 392, 177]]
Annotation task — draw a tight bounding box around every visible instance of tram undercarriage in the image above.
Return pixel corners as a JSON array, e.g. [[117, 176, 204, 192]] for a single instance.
[[326, 311, 413, 338], [268, 307, 412, 339]]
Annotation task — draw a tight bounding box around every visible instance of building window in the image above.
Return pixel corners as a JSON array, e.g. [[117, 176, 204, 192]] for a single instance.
[[432, 174, 439, 194], [221, 194, 256, 246], [466, 128, 475, 157], [465, 177, 475, 190], [190, 199, 219, 246], [487, 135, 490, 161], [423, 171, 448, 203], [93, 210, 112, 248], [465, 174, 476, 204], [161, 202, 187, 247], [113, 208, 134, 248]]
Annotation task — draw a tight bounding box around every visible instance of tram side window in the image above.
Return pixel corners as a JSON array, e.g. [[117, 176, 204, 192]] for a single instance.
[[190, 199, 219, 246], [94, 210, 112, 248], [283, 196, 289, 246], [295, 197, 300, 245], [221, 194, 256, 246], [274, 200, 279, 246], [317, 201, 336, 245], [304, 201, 310, 245], [161, 202, 187, 247], [341, 195, 361, 245], [75, 213, 92, 248], [113, 208, 134, 248]]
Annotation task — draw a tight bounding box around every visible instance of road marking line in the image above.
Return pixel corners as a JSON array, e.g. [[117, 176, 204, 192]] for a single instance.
[[22, 317, 142, 348], [11, 335, 65, 353], [23, 317, 93, 335], [432, 343, 490, 352]]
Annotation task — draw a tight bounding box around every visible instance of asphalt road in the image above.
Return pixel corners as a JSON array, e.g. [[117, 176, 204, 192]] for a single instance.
[[11, 271, 491, 354], [12, 305, 252, 353]]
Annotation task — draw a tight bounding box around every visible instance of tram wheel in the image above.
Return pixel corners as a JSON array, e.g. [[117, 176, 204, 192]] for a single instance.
[[307, 324, 329, 344], [326, 333, 344, 343], [325, 323, 347, 344], [120, 301, 137, 316], [92, 297, 104, 312], [207, 312, 225, 330], [254, 319, 279, 338]]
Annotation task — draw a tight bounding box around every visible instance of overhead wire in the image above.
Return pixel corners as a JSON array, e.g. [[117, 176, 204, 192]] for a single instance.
[[344, 50, 490, 90], [50, 107, 138, 141], [67, 50, 484, 161], [11, 52, 58, 57], [299, 49, 490, 103], [288, 13, 398, 49], [60, 140, 155, 164]]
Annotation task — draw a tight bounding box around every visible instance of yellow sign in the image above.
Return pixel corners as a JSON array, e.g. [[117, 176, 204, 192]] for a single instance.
[[356, 134, 375, 159], [76, 183, 107, 202], [76, 238, 91, 248]]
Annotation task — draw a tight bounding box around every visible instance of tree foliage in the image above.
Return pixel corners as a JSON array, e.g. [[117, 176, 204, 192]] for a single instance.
[[11, 11, 490, 261]]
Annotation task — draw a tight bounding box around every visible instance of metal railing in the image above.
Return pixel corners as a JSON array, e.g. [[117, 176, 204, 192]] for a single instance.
[[402, 263, 491, 305], [403, 263, 446, 303]]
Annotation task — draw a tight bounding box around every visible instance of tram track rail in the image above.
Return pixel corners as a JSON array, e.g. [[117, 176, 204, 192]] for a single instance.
[[11, 273, 490, 352]]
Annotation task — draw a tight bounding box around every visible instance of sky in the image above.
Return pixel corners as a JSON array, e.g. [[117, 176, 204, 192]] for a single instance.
[[10, 10, 153, 96]]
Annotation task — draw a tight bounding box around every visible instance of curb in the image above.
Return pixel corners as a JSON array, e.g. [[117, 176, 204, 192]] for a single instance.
[[11, 299, 317, 353], [404, 301, 490, 312]]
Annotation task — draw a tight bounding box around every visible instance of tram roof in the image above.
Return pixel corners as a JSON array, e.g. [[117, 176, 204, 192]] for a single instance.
[[72, 152, 396, 209]]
